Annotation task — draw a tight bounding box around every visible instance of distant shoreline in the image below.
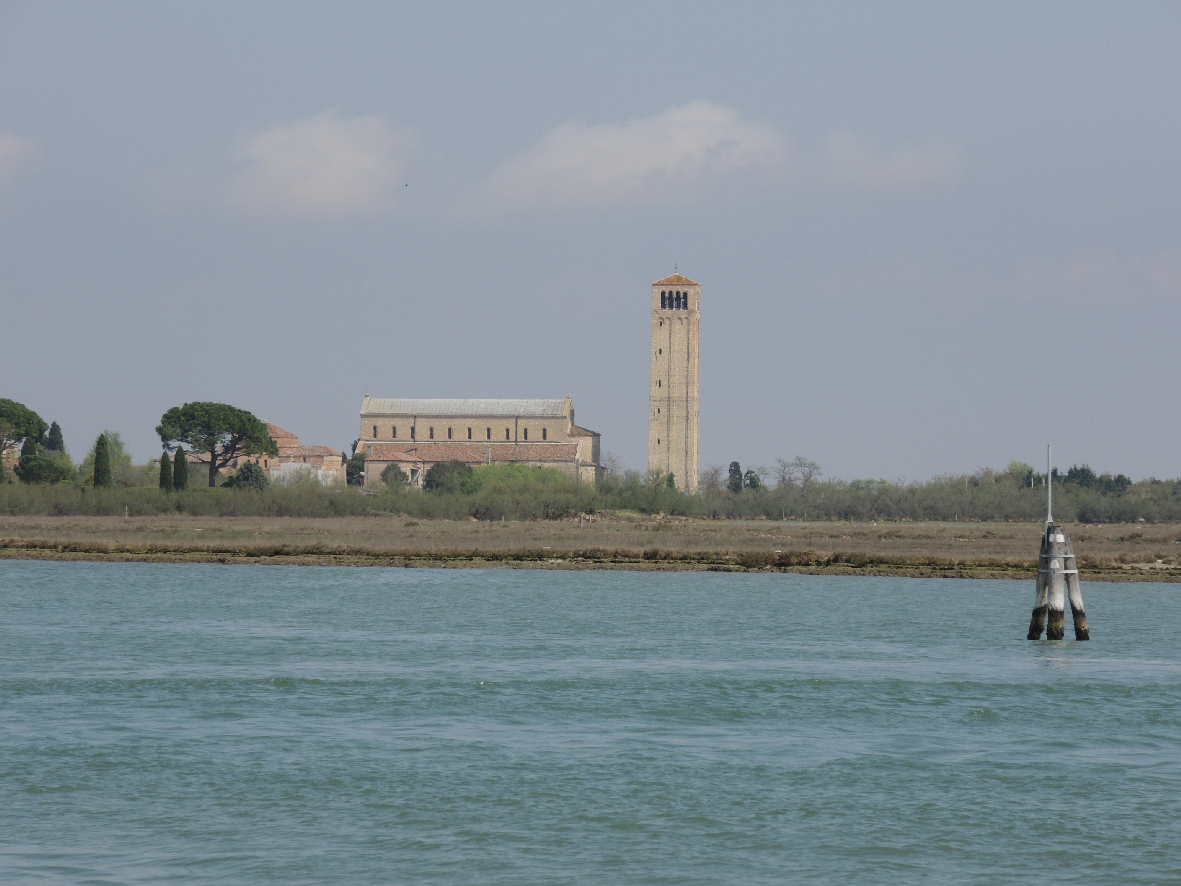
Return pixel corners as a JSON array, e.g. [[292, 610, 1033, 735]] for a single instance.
[[1, 514, 1177, 582]]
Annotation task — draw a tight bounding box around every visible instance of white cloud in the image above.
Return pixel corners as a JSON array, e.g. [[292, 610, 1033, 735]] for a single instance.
[[483, 100, 787, 210], [0, 133, 37, 189], [227, 111, 414, 218], [825, 131, 960, 191]]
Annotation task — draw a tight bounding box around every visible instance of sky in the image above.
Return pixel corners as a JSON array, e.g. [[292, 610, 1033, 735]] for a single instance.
[[3, 1, 1180, 482]]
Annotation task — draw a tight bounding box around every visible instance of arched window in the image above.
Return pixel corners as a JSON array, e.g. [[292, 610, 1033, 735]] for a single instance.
[[429, 427, 434, 440], [659, 320, 663, 327], [657, 379, 661, 387], [657, 438, 661, 445], [411, 426, 416, 439], [542, 428, 547, 440], [523, 428, 528, 440], [372, 425, 377, 437], [505, 428, 510, 440], [447, 427, 452, 440], [467, 427, 472, 439], [661, 292, 667, 309], [392, 426, 397, 439], [486, 428, 491, 440]]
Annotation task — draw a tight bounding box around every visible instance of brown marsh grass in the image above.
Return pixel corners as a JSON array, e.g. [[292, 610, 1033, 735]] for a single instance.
[[1, 515, 1178, 580]]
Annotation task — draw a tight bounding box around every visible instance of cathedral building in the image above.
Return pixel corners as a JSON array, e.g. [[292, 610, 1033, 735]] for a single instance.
[[357, 395, 600, 487], [648, 273, 700, 492]]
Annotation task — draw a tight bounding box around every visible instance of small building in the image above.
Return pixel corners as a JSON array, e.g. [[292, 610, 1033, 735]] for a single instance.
[[201, 423, 345, 484], [356, 395, 600, 487]]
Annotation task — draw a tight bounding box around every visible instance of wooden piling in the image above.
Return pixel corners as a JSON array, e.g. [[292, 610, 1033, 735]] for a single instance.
[[1063, 531, 1089, 640], [1046, 528, 1067, 640], [1027, 525, 1050, 640]]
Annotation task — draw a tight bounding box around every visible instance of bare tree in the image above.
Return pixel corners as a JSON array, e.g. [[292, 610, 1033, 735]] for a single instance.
[[753, 465, 771, 488], [791, 456, 822, 491], [699, 464, 723, 494], [774, 457, 797, 488], [599, 450, 623, 477]]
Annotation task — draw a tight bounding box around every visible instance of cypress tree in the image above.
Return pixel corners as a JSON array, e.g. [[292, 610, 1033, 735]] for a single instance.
[[93, 434, 112, 488], [173, 446, 188, 490], [21, 435, 38, 459], [45, 422, 64, 452], [159, 449, 173, 492]]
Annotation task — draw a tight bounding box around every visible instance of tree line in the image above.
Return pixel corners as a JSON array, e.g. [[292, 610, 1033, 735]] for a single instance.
[[5, 396, 1180, 522]]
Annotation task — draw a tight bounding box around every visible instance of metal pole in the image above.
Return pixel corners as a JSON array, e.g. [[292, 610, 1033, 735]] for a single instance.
[[1046, 444, 1053, 526]]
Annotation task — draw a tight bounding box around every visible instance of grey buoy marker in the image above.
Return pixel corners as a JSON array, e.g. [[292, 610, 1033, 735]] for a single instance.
[[1027, 445, 1089, 641]]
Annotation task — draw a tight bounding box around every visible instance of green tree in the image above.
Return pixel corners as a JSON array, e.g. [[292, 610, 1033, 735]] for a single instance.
[[666, 472, 676, 489], [424, 460, 474, 494], [80, 431, 134, 485], [93, 434, 113, 488], [173, 447, 189, 490], [0, 398, 47, 461], [158, 450, 173, 492], [381, 462, 408, 488], [743, 469, 761, 491], [14, 454, 74, 484], [156, 402, 278, 487], [223, 461, 270, 490], [45, 421, 64, 452], [727, 461, 743, 494], [346, 450, 366, 486]]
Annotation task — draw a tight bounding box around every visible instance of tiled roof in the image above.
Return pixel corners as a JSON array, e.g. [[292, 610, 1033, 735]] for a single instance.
[[362, 398, 569, 417], [569, 424, 599, 437], [653, 273, 698, 286], [363, 442, 580, 464], [288, 445, 342, 458], [266, 423, 299, 442]]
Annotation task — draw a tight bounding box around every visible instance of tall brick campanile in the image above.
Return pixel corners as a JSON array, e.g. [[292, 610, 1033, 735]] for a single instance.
[[648, 273, 700, 492]]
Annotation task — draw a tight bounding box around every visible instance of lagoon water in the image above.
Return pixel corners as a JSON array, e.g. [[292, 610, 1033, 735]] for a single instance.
[[2, 560, 1180, 884]]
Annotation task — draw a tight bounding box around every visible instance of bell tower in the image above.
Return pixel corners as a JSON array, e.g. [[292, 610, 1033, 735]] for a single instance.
[[648, 273, 700, 492]]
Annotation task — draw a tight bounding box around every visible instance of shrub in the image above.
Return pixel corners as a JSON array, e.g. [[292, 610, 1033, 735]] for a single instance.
[[223, 461, 270, 490], [14, 454, 75, 485], [381, 463, 408, 488], [424, 460, 474, 494]]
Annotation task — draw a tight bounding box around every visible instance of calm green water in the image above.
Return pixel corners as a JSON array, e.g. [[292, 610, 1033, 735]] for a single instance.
[[2, 561, 1179, 884]]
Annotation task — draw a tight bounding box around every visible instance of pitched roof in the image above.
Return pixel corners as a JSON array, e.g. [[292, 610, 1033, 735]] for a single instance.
[[288, 445, 342, 458], [363, 442, 580, 464], [653, 273, 698, 286], [266, 423, 299, 442], [362, 398, 570, 417], [569, 424, 600, 437]]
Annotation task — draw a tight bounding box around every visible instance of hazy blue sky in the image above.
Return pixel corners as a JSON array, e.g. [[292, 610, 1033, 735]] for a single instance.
[[3, 2, 1180, 481]]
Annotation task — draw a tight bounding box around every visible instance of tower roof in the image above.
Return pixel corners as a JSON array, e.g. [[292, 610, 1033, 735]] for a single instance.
[[653, 273, 698, 286]]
